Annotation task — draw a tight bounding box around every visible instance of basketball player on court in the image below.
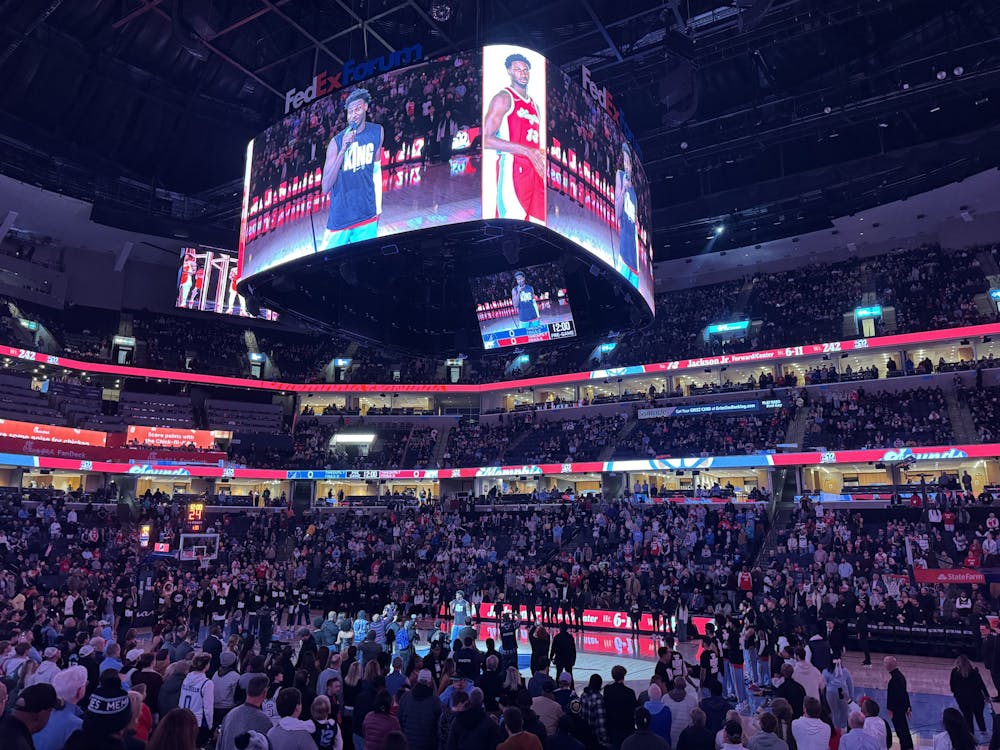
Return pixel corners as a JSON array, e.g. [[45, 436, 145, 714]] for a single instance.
[[321, 88, 384, 250], [511, 270, 540, 324], [484, 53, 546, 223], [615, 143, 639, 281]]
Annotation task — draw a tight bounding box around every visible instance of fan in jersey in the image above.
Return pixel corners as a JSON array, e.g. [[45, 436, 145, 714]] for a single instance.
[[511, 270, 540, 324], [615, 143, 639, 280], [484, 53, 546, 223], [321, 88, 384, 250]]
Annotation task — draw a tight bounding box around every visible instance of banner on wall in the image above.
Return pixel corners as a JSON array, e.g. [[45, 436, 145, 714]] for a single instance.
[[126, 426, 232, 449], [0, 437, 225, 465], [912, 568, 985, 584], [0, 418, 106, 447], [475, 601, 713, 635]]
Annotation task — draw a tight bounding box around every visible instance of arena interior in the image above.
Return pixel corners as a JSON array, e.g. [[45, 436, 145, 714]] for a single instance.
[[2, 2, 1000, 750]]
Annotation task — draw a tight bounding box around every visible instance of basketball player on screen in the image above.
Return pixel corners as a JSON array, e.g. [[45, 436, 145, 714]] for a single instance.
[[321, 88, 384, 250], [512, 271, 540, 324], [615, 143, 639, 278], [484, 53, 546, 223], [178, 249, 197, 308]]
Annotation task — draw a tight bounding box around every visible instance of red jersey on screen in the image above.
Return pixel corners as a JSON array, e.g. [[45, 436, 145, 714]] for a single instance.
[[495, 87, 545, 223], [180, 259, 196, 284]]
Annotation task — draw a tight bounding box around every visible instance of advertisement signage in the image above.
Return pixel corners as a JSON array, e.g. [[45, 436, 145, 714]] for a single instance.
[[239, 46, 654, 312], [0, 418, 106, 447], [127, 426, 231, 450], [912, 568, 985, 584]]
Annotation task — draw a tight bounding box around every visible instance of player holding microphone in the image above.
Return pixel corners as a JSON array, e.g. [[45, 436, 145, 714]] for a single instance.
[[321, 88, 384, 250]]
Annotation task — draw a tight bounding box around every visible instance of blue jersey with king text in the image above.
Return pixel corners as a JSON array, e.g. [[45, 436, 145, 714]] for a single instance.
[[327, 123, 383, 231]]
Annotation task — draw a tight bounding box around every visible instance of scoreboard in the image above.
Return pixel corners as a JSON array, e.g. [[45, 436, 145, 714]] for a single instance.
[[482, 318, 576, 349]]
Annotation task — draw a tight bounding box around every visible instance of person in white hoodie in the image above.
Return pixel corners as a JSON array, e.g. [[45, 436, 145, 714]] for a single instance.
[[180, 652, 216, 746], [267, 687, 318, 750], [792, 697, 831, 750], [791, 648, 825, 703]]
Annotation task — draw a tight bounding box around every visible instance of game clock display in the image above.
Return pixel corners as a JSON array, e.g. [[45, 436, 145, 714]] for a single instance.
[[185, 502, 205, 533], [484, 317, 576, 349], [473, 262, 578, 350]]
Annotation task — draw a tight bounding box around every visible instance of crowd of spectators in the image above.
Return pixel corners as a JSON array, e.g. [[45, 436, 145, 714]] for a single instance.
[[504, 415, 627, 464], [803, 387, 953, 450], [132, 314, 248, 378], [615, 409, 795, 460]]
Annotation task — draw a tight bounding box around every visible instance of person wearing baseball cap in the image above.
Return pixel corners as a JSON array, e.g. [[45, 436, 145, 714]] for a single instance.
[[26, 647, 62, 687], [397, 668, 442, 750], [0, 682, 58, 750], [33, 666, 87, 750]]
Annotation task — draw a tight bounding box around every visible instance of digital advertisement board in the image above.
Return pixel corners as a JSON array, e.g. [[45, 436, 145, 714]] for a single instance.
[[177, 246, 277, 320], [471, 262, 576, 349], [126, 426, 232, 450], [238, 46, 653, 312]]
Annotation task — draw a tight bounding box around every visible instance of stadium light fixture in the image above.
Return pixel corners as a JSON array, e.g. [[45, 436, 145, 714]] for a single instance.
[[333, 433, 376, 444], [715, 226, 725, 235]]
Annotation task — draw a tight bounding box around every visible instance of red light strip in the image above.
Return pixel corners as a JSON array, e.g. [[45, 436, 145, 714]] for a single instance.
[[3, 320, 998, 394]]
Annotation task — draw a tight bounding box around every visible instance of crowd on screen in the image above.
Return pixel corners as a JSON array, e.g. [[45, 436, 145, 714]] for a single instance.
[[249, 52, 481, 199]]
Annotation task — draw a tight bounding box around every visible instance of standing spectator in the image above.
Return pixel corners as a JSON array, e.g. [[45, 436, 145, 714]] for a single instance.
[[499, 708, 543, 750], [791, 698, 830, 750], [748, 712, 788, 750], [311, 695, 341, 750], [823, 662, 854, 730], [64, 675, 133, 750], [0, 683, 57, 750], [774, 666, 806, 719], [159, 661, 189, 718], [604, 665, 637, 749], [579, 675, 610, 749], [949, 655, 989, 735], [217, 675, 274, 750], [180, 653, 215, 746], [267, 688, 318, 750], [214, 652, 242, 727], [861, 699, 890, 750], [837, 713, 877, 750], [792, 650, 824, 704], [398, 670, 441, 750], [551, 626, 577, 678], [147, 708, 198, 750], [621, 707, 670, 750], [446, 687, 503, 750], [720, 720, 748, 750], [883, 657, 913, 750], [131, 654, 163, 715], [641, 684, 671, 746], [531, 680, 565, 736], [677, 708, 715, 750], [664, 677, 699, 748], [33, 667, 87, 750], [203, 627, 225, 677], [363, 690, 401, 750], [933, 707, 975, 750]]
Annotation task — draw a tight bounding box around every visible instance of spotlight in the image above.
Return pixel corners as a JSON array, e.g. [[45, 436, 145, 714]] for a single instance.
[[715, 226, 725, 235], [680, 141, 688, 150], [823, 106, 832, 114], [430, 1, 452, 21], [954, 66, 964, 76], [936, 70, 947, 80]]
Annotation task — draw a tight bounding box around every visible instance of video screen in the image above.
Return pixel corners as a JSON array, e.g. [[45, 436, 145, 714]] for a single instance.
[[546, 67, 654, 312], [471, 263, 577, 349], [177, 246, 277, 320], [238, 46, 653, 314], [238, 52, 483, 280]]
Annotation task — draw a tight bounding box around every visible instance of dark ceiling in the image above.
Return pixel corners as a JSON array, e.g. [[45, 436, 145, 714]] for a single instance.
[[1, 0, 1000, 259]]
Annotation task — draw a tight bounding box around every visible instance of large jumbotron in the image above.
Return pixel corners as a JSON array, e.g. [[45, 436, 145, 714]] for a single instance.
[[236, 45, 654, 353], [3, 2, 1000, 750]]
